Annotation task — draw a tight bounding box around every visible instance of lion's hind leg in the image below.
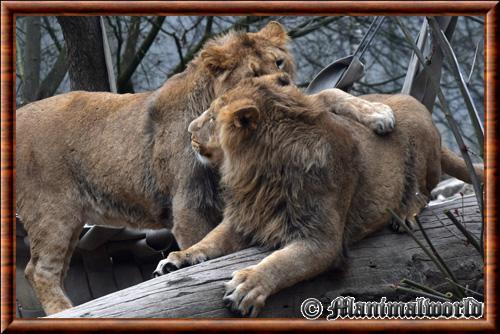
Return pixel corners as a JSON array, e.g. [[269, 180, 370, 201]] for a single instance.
[[23, 200, 84, 315]]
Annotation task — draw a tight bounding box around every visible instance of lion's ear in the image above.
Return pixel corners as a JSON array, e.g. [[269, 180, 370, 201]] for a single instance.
[[233, 105, 260, 130], [257, 21, 289, 46], [200, 43, 232, 74]]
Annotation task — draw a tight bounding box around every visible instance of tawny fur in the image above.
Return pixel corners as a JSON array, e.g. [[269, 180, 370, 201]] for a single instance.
[[155, 74, 484, 317], [16, 22, 296, 315]]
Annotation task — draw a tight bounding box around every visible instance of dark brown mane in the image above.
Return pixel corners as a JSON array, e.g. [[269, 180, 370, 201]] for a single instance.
[[219, 82, 336, 248]]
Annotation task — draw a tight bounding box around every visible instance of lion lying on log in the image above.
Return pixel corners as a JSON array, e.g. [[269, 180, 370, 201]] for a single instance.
[[153, 73, 484, 317]]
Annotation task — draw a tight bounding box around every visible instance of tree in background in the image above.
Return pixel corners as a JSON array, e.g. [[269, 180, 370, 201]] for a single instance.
[[19, 16, 67, 102], [57, 16, 112, 92], [21, 17, 41, 103], [15, 15, 484, 157]]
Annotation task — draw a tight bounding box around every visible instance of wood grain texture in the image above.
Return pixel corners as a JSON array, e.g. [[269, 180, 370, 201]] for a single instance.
[[1, 1, 497, 15], [1, 0, 498, 332], [485, 3, 499, 330], [49, 195, 484, 319], [1, 2, 15, 333]]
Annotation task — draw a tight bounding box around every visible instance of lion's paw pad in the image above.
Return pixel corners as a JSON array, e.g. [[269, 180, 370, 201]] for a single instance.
[[222, 268, 268, 317]]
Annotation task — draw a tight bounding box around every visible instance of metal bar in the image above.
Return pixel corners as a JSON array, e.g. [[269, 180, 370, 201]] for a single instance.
[[393, 17, 483, 217], [401, 19, 428, 95], [427, 16, 484, 156], [400, 17, 457, 112], [355, 16, 386, 59], [335, 16, 385, 89], [100, 16, 117, 93]]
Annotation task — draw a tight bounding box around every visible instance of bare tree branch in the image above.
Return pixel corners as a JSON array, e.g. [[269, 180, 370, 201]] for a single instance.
[[36, 47, 67, 100], [166, 16, 215, 76], [288, 16, 341, 39], [42, 17, 62, 52], [114, 16, 141, 93], [172, 34, 185, 69], [116, 16, 166, 92]]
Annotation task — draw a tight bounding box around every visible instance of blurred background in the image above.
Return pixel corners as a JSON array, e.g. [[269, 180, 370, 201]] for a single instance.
[[15, 15, 484, 158]]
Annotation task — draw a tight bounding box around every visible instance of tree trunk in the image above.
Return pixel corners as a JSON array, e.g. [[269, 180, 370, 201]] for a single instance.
[[22, 16, 41, 103], [57, 16, 111, 92], [36, 47, 68, 100], [50, 195, 483, 318]]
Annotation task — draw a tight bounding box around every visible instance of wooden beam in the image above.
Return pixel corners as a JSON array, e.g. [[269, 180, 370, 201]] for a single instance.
[[50, 195, 483, 318]]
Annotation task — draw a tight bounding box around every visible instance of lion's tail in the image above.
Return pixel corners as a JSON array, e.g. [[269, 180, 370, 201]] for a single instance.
[[441, 147, 484, 184]]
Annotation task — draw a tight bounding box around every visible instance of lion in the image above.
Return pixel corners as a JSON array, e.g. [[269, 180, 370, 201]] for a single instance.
[[17, 20, 399, 315], [153, 73, 484, 317], [16, 22, 301, 315], [188, 73, 396, 169]]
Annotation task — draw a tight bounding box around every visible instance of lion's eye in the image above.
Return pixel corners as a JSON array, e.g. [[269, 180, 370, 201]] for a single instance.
[[276, 59, 284, 69]]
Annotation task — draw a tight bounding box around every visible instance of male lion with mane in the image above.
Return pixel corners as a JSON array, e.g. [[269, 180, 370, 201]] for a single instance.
[[16, 21, 394, 316], [154, 73, 484, 317]]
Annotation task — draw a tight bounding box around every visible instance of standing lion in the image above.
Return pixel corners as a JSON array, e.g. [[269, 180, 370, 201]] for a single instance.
[[17, 21, 395, 316]]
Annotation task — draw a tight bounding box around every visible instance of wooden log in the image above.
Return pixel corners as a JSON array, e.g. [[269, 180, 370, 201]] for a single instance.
[[50, 195, 483, 318]]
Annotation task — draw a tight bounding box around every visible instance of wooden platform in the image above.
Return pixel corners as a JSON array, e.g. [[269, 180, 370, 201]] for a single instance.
[[15, 224, 176, 318], [47, 194, 483, 318]]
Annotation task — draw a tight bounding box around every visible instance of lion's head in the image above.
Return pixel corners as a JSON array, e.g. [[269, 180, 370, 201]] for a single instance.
[[188, 72, 296, 166], [188, 97, 224, 167], [185, 21, 296, 166], [195, 21, 295, 97]]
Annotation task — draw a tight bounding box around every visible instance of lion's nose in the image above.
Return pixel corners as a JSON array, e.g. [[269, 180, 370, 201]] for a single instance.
[[188, 120, 199, 134]]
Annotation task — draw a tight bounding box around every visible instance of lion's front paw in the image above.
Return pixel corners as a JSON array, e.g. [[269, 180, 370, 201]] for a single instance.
[[223, 267, 271, 317], [368, 102, 395, 135], [152, 250, 208, 277]]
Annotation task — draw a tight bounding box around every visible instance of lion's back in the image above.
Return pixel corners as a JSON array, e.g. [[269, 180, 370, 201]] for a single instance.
[[16, 91, 153, 221], [343, 94, 442, 242]]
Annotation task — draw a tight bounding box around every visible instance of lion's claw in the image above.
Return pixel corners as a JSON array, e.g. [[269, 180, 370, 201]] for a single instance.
[[222, 267, 269, 317], [152, 250, 208, 277], [369, 102, 395, 135]]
